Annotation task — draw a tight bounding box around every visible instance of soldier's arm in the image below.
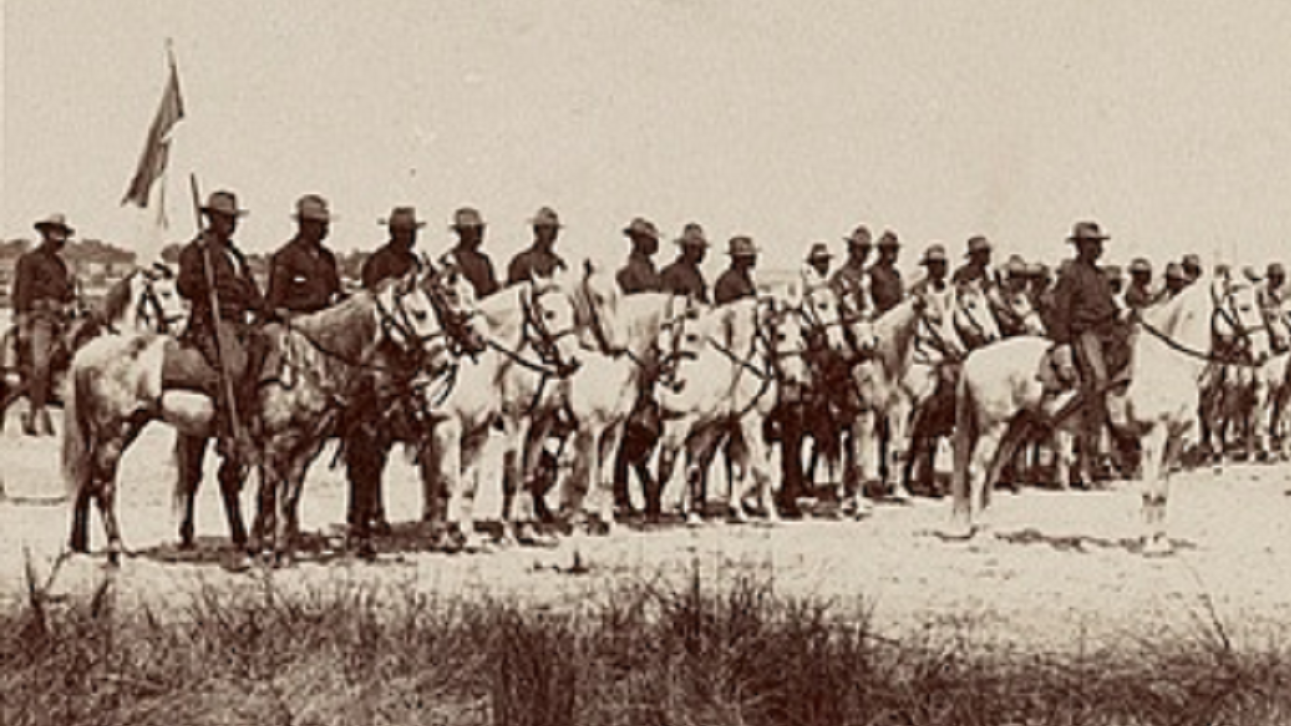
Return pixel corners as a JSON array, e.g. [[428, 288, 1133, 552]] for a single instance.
[[1049, 274, 1074, 344], [11, 256, 31, 314], [176, 245, 206, 303], [265, 252, 290, 311], [479, 258, 500, 298]]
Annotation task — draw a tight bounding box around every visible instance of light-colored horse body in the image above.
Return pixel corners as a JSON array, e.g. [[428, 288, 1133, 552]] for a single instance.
[[949, 282, 1223, 554]]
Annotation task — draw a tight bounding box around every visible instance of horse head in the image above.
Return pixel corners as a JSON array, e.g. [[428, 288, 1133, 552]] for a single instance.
[[1213, 278, 1269, 363], [523, 270, 583, 377], [425, 256, 487, 357], [759, 295, 809, 389], [373, 269, 458, 367], [570, 258, 625, 356], [953, 282, 1001, 350]]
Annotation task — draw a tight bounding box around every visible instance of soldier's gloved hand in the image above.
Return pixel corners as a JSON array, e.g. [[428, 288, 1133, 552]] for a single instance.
[[1053, 344, 1077, 382]]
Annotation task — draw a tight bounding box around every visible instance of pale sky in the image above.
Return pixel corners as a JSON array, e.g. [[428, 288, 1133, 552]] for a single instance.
[[5, 0, 1291, 278]]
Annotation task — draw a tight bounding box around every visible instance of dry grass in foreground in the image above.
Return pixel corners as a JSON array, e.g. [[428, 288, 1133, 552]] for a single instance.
[[3, 561, 1291, 726]]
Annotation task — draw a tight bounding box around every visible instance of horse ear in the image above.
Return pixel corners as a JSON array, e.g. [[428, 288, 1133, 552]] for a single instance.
[[583, 258, 594, 278]]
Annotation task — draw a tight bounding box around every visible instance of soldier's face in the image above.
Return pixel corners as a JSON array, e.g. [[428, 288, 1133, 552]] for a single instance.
[[534, 225, 559, 246], [393, 226, 418, 248], [456, 226, 483, 248], [1132, 272, 1151, 287], [927, 261, 947, 280], [636, 234, 659, 256], [851, 245, 871, 262], [1078, 240, 1103, 262], [1272, 273, 1285, 287], [683, 244, 705, 264], [301, 219, 329, 242], [209, 212, 237, 239]]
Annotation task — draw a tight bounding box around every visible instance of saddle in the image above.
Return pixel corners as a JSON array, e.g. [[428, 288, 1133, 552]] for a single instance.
[[1036, 324, 1134, 395], [160, 327, 284, 398]]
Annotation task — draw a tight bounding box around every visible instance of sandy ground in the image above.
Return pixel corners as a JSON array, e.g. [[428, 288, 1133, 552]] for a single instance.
[[4, 408, 1291, 654]]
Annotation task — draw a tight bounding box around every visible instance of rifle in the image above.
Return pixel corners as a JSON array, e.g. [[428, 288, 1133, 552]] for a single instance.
[[188, 174, 250, 459]]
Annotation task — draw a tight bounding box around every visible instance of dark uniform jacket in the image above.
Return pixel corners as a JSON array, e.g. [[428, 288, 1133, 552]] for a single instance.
[[506, 245, 566, 285], [177, 233, 267, 330], [869, 263, 904, 314], [714, 268, 756, 306], [362, 243, 419, 291], [1048, 259, 1117, 345], [450, 246, 500, 298], [12, 244, 74, 315], [267, 236, 342, 314], [617, 252, 660, 295], [659, 259, 708, 303]]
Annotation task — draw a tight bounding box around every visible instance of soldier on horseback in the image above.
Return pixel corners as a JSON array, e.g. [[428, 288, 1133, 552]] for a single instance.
[[171, 190, 270, 459], [1048, 220, 1122, 487], [830, 225, 873, 320], [714, 236, 759, 306], [445, 207, 499, 299], [869, 231, 904, 315], [1162, 261, 1190, 300], [953, 235, 994, 291], [1257, 262, 1290, 354], [267, 195, 343, 318], [659, 223, 710, 304], [12, 213, 78, 435], [507, 206, 567, 285], [1124, 258, 1159, 312]]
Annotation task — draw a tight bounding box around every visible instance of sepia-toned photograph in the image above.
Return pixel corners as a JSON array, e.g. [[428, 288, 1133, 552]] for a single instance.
[[5, 1, 1291, 723]]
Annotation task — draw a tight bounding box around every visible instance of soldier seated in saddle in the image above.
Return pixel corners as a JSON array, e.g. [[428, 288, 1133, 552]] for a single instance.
[[1258, 262, 1290, 354], [659, 223, 710, 305], [1043, 221, 1133, 486], [161, 190, 271, 460], [11, 213, 79, 435], [266, 195, 343, 319]]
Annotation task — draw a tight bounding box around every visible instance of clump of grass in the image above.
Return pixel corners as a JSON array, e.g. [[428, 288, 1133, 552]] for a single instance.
[[3, 560, 1291, 726]]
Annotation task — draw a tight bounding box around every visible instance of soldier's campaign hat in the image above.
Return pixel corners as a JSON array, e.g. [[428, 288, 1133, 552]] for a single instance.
[[1243, 265, 1262, 283], [920, 244, 948, 265], [451, 207, 485, 229], [33, 212, 74, 236], [1269, 262, 1286, 278], [623, 217, 660, 240], [1103, 264, 1123, 281], [966, 235, 992, 256], [876, 230, 900, 249], [1027, 261, 1049, 278], [293, 194, 333, 223], [201, 190, 248, 218], [727, 236, 759, 257], [530, 206, 563, 228], [1181, 253, 1202, 270], [1066, 221, 1109, 243], [382, 206, 426, 230], [1128, 258, 1152, 275], [1165, 261, 1188, 281], [675, 223, 709, 248], [806, 242, 833, 262], [1005, 254, 1027, 277], [843, 225, 873, 248]]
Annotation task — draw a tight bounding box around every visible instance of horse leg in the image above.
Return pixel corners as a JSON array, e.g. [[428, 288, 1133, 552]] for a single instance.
[[345, 424, 391, 544], [1138, 424, 1172, 556], [844, 411, 876, 517], [651, 427, 684, 523], [90, 435, 129, 566], [215, 453, 249, 551], [69, 479, 94, 554], [591, 421, 623, 533], [173, 432, 208, 549], [886, 403, 913, 502], [744, 418, 779, 524], [947, 405, 976, 537]]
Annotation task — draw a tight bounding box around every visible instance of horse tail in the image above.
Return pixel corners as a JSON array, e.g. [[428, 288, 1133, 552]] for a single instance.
[[950, 367, 977, 507], [62, 355, 94, 500]]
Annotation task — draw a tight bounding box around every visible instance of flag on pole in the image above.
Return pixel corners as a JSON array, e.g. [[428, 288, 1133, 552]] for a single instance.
[[121, 47, 185, 210]]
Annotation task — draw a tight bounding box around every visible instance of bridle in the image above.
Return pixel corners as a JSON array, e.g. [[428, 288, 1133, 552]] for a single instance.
[[953, 285, 997, 349]]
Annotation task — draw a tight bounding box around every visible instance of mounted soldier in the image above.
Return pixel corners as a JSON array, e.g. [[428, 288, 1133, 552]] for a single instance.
[[362, 206, 424, 291], [267, 194, 343, 318], [1258, 262, 1290, 353], [830, 225, 873, 321], [1181, 253, 1203, 284], [1162, 261, 1190, 300], [994, 255, 1032, 337], [1048, 220, 1122, 487], [714, 236, 759, 306], [616, 217, 662, 294], [169, 190, 269, 459], [953, 235, 994, 291], [506, 206, 567, 285], [802, 242, 833, 289], [12, 213, 78, 435], [1124, 258, 1158, 312], [869, 231, 904, 315], [446, 207, 499, 299], [658, 223, 710, 304]]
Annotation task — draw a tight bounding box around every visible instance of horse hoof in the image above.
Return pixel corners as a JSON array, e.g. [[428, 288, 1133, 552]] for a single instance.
[[685, 512, 704, 528], [1141, 536, 1174, 557], [938, 521, 976, 541], [889, 487, 913, 503]]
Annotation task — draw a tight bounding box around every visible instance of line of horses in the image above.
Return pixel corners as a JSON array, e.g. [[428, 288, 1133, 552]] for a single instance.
[[43, 259, 1283, 565]]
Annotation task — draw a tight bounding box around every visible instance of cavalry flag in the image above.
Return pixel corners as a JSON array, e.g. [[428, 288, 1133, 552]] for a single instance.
[[121, 49, 185, 210]]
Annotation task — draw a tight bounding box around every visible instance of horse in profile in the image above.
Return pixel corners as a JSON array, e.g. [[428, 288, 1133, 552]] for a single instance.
[[0, 263, 185, 428], [426, 272, 584, 551], [650, 294, 810, 524], [62, 268, 473, 564], [948, 280, 1252, 554]]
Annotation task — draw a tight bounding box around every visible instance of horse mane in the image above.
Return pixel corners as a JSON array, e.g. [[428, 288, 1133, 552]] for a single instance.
[[284, 289, 380, 362]]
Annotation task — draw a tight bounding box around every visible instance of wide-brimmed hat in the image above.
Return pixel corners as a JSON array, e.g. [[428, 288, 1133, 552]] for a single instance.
[[1128, 258, 1152, 275], [727, 236, 758, 257], [293, 194, 333, 223], [1067, 221, 1109, 243], [451, 207, 484, 229], [623, 217, 659, 240], [806, 242, 832, 262], [843, 225, 873, 248], [876, 230, 900, 249], [33, 213, 74, 236], [381, 206, 426, 230], [530, 206, 562, 228], [676, 222, 709, 248], [1165, 261, 1188, 281], [965, 235, 992, 256], [201, 190, 248, 218], [1027, 261, 1049, 278], [1181, 253, 1202, 270], [1269, 262, 1286, 278], [920, 244, 948, 266], [1005, 254, 1027, 277]]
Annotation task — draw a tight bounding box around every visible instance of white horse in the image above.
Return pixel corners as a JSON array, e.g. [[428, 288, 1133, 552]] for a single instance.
[[948, 281, 1250, 554]]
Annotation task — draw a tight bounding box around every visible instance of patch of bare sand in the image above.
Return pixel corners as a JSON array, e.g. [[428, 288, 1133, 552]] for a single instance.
[[5, 420, 1291, 653]]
